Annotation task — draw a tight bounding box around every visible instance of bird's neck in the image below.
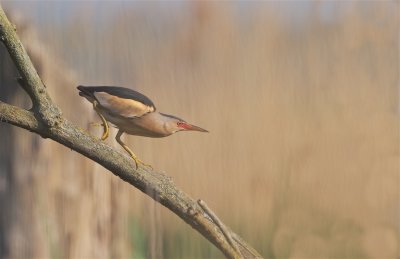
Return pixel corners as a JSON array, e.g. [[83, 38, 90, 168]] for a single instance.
[[136, 112, 175, 137]]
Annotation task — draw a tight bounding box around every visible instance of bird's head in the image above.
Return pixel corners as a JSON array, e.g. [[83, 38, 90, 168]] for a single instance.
[[161, 113, 208, 134]]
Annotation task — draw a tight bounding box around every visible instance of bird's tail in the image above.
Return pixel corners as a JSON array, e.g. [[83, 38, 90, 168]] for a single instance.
[[77, 85, 94, 102]]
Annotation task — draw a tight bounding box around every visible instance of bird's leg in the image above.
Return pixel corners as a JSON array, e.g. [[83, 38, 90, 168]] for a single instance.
[[116, 130, 152, 169], [93, 101, 109, 140]]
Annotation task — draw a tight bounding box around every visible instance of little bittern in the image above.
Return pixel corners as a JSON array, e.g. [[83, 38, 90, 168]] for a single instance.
[[77, 85, 208, 168]]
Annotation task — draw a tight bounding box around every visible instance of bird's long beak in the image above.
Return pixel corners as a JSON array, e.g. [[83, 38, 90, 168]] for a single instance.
[[181, 123, 209, 132]]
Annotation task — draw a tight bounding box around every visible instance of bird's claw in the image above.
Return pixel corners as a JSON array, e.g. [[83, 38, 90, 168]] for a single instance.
[[115, 130, 152, 170], [131, 156, 153, 170], [89, 121, 109, 140]]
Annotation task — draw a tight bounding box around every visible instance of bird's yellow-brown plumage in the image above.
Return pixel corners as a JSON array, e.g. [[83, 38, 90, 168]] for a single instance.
[[94, 91, 155, 118]]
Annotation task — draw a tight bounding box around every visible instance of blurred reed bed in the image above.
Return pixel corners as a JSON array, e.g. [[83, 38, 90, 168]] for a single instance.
[[3, 1, 399, 258]]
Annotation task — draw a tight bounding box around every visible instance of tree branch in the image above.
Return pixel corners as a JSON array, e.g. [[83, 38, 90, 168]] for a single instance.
[[0, 7, 61, 126], [0, 101, 41, 133], [0, 5, 263, 259]]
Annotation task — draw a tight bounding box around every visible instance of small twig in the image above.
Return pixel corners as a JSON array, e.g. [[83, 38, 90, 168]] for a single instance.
[[198, 199, 243, 258], [231, 233, 264, 259]]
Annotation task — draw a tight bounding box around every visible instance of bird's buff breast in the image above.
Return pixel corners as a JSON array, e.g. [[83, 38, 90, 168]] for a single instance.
[[100, 110, 170, 138]]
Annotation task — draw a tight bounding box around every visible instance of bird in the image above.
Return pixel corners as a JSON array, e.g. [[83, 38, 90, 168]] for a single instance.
[[77, 85, 208, 168]]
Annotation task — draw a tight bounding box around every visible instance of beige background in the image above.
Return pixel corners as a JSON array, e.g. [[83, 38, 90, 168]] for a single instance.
[[0, 1, 398, 258]]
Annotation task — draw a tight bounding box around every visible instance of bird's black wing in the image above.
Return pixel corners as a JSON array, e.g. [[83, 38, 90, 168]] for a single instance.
[[77, 86, 156, 118]]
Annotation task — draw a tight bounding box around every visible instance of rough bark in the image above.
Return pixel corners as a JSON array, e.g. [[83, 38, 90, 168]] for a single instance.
[[0, 6, 262, 259]]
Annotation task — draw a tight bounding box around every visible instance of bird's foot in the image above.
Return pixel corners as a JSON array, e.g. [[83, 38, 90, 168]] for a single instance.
[[116, 130, 152, 170], [89, 122, 109, 140], [131, 155, 153, 170]]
